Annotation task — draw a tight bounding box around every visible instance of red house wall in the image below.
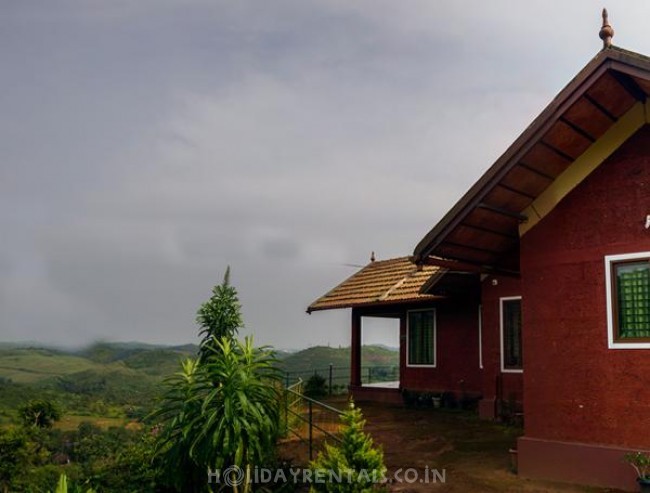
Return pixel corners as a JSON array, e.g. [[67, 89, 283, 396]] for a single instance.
[[521, 126, 650, 447], [399, 300, 482, 395], [479, 275, 523, 418], [518, 126, 650, 488]]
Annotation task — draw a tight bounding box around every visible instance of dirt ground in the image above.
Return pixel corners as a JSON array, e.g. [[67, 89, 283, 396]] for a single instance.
[[278, 397, 628, 493]]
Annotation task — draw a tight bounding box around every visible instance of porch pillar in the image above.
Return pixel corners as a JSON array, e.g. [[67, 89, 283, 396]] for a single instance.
[[350, 308, 362, 387]]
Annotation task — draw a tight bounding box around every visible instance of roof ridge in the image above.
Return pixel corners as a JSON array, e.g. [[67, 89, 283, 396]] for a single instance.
[[377, 272, 411, 301]]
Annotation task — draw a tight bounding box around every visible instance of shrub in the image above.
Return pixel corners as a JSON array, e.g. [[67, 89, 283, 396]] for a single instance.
[[304, 373, 328, 399], [310, 402, 386, 492]]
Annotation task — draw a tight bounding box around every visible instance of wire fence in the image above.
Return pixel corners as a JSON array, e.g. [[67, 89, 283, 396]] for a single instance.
[[282, 385, 344, 461]]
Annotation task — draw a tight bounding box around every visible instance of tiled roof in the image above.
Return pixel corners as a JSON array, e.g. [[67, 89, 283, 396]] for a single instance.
[[307, 257, 442, 313]]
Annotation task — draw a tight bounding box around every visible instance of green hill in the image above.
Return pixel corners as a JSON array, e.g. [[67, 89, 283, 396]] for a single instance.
[[0, 342, 399, 416], [277, 345, 399, 388], [0, 348, 106, 384], [278, 345, 398, 371]]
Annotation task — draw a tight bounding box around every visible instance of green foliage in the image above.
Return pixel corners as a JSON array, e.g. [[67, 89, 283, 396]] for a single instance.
[[304, 373, 328, 398], [121, 349, 187, 376], [106, 432, 163, 492], [149, 358, 205, 491], [0, 427, 29, 493], [51, 474, 96, 493], [624, 451, 650, 479], [19, 399, 62, 429], [55, 369, 163, 410], [196, 267, 243, 360], [153, 337, 282, 491], [310, 403, 386, 493]]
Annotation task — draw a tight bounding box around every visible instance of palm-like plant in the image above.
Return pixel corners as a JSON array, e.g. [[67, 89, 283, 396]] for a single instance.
[[153, 337, 281, 492], [192, 337, 281, 470], [151, 358, 206, 491]]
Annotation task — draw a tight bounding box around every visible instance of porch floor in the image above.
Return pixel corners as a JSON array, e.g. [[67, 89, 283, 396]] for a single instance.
[[279, 397, 626, 492], [362, 380, 399, 388]]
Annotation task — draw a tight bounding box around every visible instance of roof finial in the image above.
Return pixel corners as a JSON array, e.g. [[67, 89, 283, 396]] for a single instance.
[[599, 8, 614, 49], [370, 251, 376, 262]]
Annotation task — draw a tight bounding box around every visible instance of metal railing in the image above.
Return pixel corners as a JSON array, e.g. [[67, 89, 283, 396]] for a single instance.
[[283, 365, 399, 394], [283, 386, 344, 461]]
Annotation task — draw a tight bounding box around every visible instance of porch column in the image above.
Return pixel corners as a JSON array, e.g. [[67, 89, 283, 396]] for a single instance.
[[350, 308, 362, 387]]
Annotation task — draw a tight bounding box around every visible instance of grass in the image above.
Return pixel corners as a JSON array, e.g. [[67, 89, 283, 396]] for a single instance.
[[54, 414, 131, 431], [0, 349, 103, 383]]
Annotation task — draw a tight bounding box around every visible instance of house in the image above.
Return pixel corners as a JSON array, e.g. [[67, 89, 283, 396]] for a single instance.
[[307, 256, 486, 405], [308, 11, 650, 491]]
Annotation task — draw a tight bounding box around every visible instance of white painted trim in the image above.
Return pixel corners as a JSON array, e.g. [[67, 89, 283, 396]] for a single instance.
[[478, 304, 483, 369], [605, 251, 650, 349], [500, 296, 523, 373], [406, 308, 437, 368]]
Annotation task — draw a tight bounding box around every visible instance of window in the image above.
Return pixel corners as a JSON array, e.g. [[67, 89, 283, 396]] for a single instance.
[[407, 309, 436, 366], [500, 297, 522, 372], [606, 252, 650, 348]]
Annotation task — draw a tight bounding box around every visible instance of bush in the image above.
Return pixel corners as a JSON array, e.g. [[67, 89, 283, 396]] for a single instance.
[[310, 402, 386, 492], [304, 373, 328, 399]]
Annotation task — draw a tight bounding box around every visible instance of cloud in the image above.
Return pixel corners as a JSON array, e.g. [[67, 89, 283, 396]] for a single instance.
[[2, 0, 650, 348]]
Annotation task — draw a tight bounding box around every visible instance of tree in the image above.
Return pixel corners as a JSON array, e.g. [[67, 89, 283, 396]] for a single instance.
[[19, 400, 61, 429], [196, 267, 243, 361], [310, 402, 386, 493]]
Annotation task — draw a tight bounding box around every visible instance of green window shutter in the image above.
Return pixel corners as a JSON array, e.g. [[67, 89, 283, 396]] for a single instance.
[[616, 262, 650, 339], [503, 299, 522, 369]]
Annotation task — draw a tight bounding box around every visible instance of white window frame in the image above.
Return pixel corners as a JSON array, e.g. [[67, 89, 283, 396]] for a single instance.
[[500, 296, 523, 373], [406, 308, 437, 368], [605, 251, 650, 349]]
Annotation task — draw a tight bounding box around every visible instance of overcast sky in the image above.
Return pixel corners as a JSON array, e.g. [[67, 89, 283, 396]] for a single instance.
[[2, 1, 650, 350]]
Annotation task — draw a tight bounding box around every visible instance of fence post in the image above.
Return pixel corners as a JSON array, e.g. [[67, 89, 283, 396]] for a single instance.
[[328, 364, 333, 396], [308, 400, 313, 461], [284, 388, 289, 435], [285, 372, 290, 388]]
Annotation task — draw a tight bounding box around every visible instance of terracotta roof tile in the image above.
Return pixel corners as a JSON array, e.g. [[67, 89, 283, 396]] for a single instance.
[[307, 257, 441, 313]]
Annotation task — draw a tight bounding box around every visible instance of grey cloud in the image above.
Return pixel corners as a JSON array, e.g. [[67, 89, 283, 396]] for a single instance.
[[3, 1, 650, 348]]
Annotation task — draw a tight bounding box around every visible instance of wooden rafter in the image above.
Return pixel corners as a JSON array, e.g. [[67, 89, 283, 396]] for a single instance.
[[559, 116, 596, 143]]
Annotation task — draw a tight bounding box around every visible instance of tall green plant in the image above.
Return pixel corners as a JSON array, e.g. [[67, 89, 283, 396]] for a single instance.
[[153, 270, 283, 491], [192, 337, 281, 470], [196, 267, 243, 360], [153, 339, 282, 491]]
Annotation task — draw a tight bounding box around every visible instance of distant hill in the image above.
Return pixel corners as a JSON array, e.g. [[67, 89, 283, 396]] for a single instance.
[[0, 344, 196, 384], [0, 342, 399, 408], [277, 345, 399, 388], [0, 347, 107, 384], [278, 344, 397, 369]]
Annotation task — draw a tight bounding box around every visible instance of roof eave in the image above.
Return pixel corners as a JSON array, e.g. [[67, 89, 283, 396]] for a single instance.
[[413, 46, 650, 261], [307, 295, 442, 314]]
